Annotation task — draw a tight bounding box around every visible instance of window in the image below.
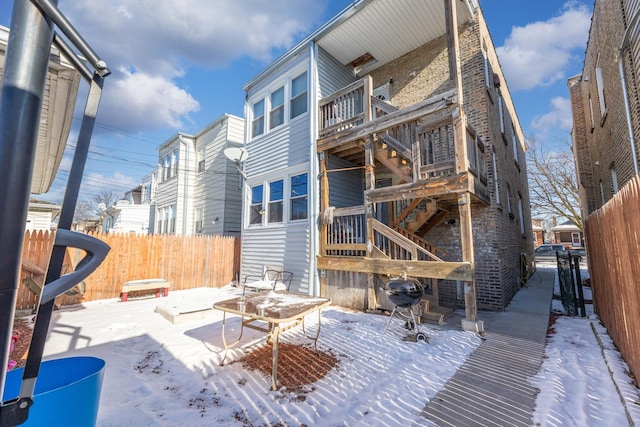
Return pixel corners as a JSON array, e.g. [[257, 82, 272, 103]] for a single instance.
[[518, 194, 525, 235], [252, 98, 265, 138], [249, 184, 263, 225], [506, 183, 513, 215], [599, 179, 605, 205], [195, 207, 203, 233], [498, 93, 505, 135], [572, 232, 582, 246], [512, 130, 519, 166], [268, 180, 284, 223], [491, 149, 500, 205], [162, 157, 169, 181], [290, 173, 308, 220], [290, 71, 308, 119], [482, 45, 490, 89], [170, 205, 176, 233], [611, 165, 619, 193], [269, 86, 285, 129], [172, 150, 179, 177], [588, 95, 595, 130], [197, 148, 205, 173], [595, 55, 606, 116]]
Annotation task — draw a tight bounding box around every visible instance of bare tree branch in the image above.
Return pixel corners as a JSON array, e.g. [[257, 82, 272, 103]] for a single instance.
[[526, 136, 582, 230]]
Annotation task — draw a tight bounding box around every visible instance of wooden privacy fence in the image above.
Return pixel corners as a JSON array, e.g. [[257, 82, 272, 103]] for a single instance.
[[16, 231, 240, 311], [584, 175, 640, 381]]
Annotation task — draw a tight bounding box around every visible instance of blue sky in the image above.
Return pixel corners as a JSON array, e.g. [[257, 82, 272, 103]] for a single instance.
[[0, 0, 593, 202]]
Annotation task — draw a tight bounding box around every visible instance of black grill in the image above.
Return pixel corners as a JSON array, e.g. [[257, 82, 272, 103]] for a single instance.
[[383, 276, 428, 342]]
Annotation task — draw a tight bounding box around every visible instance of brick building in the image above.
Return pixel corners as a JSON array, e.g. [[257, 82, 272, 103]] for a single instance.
[[240, 0, 532, 329], [569, 0, 640, 217]]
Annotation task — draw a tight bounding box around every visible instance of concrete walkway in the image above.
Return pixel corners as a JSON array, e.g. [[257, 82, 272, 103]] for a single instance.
[[419, 268, 555, 426]]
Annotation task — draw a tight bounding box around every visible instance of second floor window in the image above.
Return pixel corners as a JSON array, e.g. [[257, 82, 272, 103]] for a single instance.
[[252, 99, 265, 138], [270, 86, 284, 129], [290, 71, 308, 119]]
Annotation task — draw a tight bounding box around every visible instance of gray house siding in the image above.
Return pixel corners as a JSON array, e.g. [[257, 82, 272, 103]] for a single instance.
[[327, 155, 364, 208], [241, 51, 314, 292], [317, 47, 355, 99]]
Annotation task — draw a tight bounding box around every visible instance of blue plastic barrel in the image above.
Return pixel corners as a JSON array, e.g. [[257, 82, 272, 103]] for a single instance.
[[2, 357, 105, 427]]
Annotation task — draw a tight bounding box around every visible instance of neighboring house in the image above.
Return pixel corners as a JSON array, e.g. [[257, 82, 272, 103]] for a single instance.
[[154, 114, 244, 236], [532, 218, 545, 247], [26, 199, 61, 231], [0, 25, 81, 194], [550, 221, 583, 248], [568, 0, 640, 216], [240, 0, 532, 327], [100, 187, 151, 234]]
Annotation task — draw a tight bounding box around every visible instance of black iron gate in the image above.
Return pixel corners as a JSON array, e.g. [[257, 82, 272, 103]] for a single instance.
[[556, 251, 586, 317]]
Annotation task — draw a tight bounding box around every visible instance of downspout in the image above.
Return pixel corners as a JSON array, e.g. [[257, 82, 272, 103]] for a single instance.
[[178, 134, 190, 235], [619, 11, 640, 176], [309, 41, 319, 296]]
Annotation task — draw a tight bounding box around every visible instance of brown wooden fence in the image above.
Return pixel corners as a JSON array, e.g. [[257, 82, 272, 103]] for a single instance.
[[584, 175, 640, 380], [16, 231, 240, 311]]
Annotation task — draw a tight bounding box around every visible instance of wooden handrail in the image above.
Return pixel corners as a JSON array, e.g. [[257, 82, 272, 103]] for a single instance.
[[369, 218, 442, 261]]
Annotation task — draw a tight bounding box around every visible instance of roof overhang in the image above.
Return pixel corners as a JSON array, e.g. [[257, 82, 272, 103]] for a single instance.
[[316, 0, 477, 76], [243, 0, 477, 91], [0, 25, 82, 194]]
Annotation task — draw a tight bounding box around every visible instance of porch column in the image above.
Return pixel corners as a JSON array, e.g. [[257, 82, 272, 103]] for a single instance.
[[445, 0, 464, 105], [458, 192, 484, 333], [319, 151, 329, 296], [364, 135, 377, 311]]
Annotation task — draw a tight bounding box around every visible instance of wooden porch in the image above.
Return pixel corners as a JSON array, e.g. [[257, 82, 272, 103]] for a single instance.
[[317, 76, 486, 323]]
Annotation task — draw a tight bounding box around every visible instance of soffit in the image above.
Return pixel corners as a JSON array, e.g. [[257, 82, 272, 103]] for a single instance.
[[317, 0, 475, 73]]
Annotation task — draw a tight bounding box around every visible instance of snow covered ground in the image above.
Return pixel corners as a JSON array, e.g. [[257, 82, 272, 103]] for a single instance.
[[8, 262, 640, 426]]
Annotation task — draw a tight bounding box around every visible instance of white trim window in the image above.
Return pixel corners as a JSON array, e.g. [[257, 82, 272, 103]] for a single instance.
[[249, 184, 264, 225], [491, 149, 500, 205], [270, 86, 285, 130], [195, 207, 204, 234], [158, 204, 176, 234], [506, 183, 513, 215], [197, 148, 205, 173], [595, 55, 606, 117], [512, 130, 519, 166], [268, 179, 284, 223], [611, 165, 619, 193], [498, 93, 505, 135], [518, 194, 525, 235], [482, 44, 490, 89], [252, 98, 265, 138], [588, 95, 595, 130], [290, 173, 308, 220], [290, 71, 308, 119], [248, 69, 308, 140]]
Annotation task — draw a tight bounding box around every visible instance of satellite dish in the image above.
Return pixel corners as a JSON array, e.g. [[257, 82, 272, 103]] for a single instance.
[[223, 147, 249, 163]]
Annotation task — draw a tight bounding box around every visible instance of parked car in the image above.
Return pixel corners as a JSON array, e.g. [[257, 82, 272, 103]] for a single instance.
[[534, 244, 565, 261]]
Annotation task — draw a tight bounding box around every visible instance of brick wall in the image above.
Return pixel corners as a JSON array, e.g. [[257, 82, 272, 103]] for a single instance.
[[574, 0, 638, 213]]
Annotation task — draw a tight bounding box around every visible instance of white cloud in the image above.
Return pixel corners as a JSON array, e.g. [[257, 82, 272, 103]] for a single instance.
[[531, 96, 573, 138], [58, 0, 330, 133], [99, 68, 200, 132], [82, 171, 139, 198], [496, 1, 591, 91]]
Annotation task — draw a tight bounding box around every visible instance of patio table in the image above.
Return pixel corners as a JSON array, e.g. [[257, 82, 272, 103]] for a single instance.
[[213, 291, 331, 390]]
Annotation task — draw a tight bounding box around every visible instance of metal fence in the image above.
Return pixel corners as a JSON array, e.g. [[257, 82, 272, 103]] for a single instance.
[[556, 251, 586, 317]]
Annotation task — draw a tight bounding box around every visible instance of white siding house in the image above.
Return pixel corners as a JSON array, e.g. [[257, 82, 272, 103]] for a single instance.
[[241, 0, 533, 322], [154, 114, 244, 236], [100, 186, 151, 234], [26, 199, 61, 231]]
